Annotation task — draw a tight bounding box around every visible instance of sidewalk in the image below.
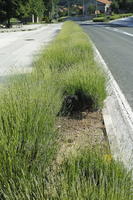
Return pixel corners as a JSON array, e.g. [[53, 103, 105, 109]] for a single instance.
[[0, 24, 44, 33]]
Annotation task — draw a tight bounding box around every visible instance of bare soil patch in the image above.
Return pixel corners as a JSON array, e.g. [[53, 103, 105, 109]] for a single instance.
[[56, 110, 109, 163]]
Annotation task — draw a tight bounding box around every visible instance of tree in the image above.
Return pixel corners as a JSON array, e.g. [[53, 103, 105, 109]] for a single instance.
[[29, 0, 44, 22], [0, 0, 19, 27], [0, 0, 6, 23], [16, 0, 31, 22], [43, 0, 59, 21], [0, 0, 45, 26], [111, 1, 119, 13], [88, 4, 96, 15], [111, 0, 133, 13], [17, 0, 45, 23]]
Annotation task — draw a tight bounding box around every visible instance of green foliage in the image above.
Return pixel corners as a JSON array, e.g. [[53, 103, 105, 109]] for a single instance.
[[93, 13, 133, 22], [62, 64, 106, 110], [93, 17, 107, 22], [109, 13, 133, 20], [0, 0, 18, 26], [36, 21, 106, 110], [17, 0, 31, 19], [29, 0, 44, 17], [111, 0, 133, 12], [45, 149, 133, 199], [57, 16, 69, 21], [0, 70, 62, 199], [44, 0, 60, 20], [10, 18, 20, 23], [88, 4, 96, 14], [111, 1, 120, 13], [0, 21, 130, 199], [0, 0, 55, 25], [17, 0, 45, 21]]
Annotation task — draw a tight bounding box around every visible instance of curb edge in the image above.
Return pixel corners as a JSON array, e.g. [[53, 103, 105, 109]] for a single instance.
[[92, 43, 133, 170]]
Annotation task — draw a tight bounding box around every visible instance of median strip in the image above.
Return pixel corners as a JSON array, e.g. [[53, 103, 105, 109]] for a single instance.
[[0, 21, 132, 199]]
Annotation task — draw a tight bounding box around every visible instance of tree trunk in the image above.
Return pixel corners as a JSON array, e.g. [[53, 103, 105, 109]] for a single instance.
[[83, 0, 85, 16], [32, 14, 35, 23], [37, 16, 39, 23], [67, 0, 70, 16], [51, 0, 55, 19], [7, 17, 11, 28]]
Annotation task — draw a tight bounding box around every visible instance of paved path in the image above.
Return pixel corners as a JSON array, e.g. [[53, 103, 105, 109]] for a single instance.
[[81, 22, 133, 110], [0, 24, 44, 33], [0, 24, 61, 76]]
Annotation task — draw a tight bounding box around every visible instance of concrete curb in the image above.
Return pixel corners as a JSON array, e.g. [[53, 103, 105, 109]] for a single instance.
[[92, 43, 133, 171], [0, 24, 44, 33]]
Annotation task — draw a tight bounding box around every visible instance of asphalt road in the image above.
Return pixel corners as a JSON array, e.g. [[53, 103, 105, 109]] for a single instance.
[[0, 24, 61, 76], [81, 22, 133, 109], [111, 16, 133, 27]]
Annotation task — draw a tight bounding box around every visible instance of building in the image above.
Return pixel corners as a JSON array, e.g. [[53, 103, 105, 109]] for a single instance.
[[85, 0, 112, 15], [96, 0, 112, 13]]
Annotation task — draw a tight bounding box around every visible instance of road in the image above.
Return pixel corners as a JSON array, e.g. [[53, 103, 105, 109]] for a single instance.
[[111, 16, 133, 27], [81, 22, 133, 109], [0, 24, 61, 76]]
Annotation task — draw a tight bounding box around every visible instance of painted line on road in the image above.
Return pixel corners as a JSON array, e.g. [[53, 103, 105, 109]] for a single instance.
[[105, 27, 133, 37]]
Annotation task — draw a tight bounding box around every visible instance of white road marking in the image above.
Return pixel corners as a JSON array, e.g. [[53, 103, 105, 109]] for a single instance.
[[123, 31, 133, 37], [105, 27, 133, 37]]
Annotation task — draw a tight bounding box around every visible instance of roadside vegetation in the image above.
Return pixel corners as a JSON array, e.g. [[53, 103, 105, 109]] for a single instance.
[[93, 13, 133, 22], [0, 21, 132, 199], [45, 149, 132, 199]]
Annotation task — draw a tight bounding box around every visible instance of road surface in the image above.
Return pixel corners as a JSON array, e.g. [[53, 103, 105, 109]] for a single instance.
[[81, 22, 133, 110], [0, 24, 61, 76], [111, 16, 133, 27]]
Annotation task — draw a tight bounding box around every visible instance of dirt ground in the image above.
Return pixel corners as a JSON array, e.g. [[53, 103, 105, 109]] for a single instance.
[[56, 110, 109, 163]]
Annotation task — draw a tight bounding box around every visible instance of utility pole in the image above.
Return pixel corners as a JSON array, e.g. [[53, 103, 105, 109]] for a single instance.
[[83, 0, 85, 16], [95, 0, 98, 17], [51, 0, 54, 19], [67, 0, 70, 16]]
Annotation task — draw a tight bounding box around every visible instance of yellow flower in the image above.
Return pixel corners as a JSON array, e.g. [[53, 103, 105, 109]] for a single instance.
[[103, 154, 112, 163]]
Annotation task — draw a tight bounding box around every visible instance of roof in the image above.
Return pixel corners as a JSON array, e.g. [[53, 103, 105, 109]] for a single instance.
[[97, 0, 112, 5]]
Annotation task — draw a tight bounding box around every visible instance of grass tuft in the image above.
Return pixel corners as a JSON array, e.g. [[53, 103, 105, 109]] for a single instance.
[[0, 21, 131, 199], [44, 149, 133, 200], [36, 22, 106, 114]]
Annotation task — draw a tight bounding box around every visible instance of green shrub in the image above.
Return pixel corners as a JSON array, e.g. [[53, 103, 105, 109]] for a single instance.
[[97, 13, 106, 17], [10, 18, 20, 23], [93, 13, 133, 22], [109, 15, 121, 20], [93, 17, 107, 22], [57, 16, 69, 22], [109, 13, 133, 20], [61, 64, 106, 110]]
